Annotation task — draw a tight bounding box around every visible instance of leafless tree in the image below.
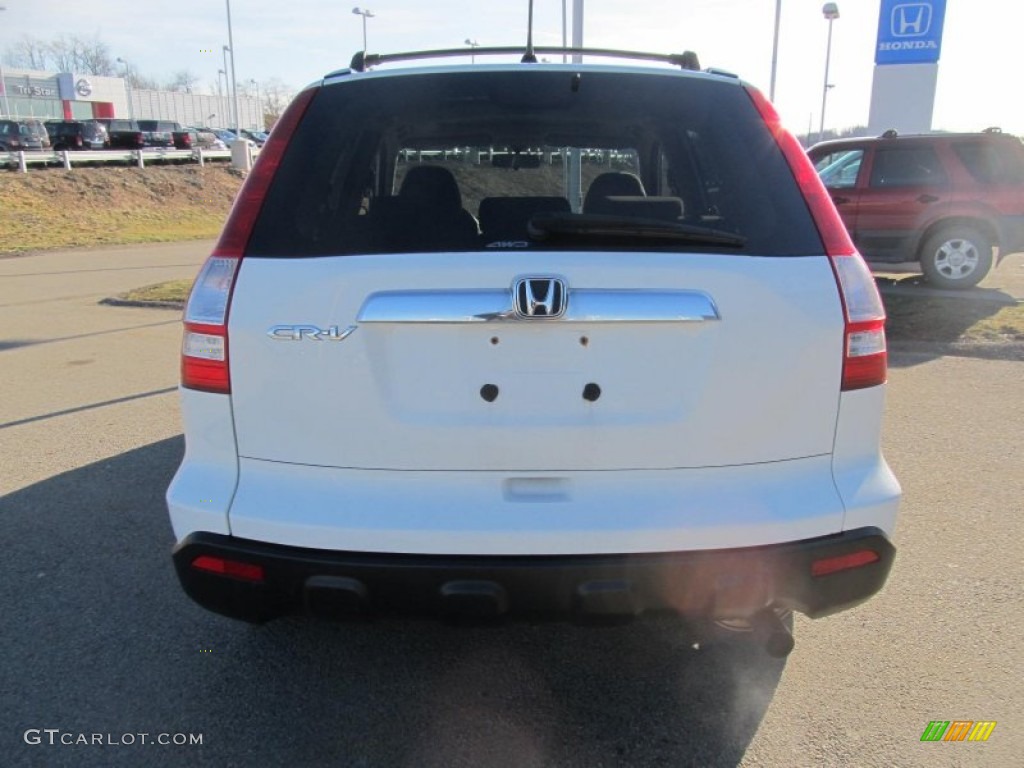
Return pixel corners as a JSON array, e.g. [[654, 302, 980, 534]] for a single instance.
[[47, 37, 78, 73], [74, 37, 116, 76], [4, 34, 115, 75], [4, 36, 51, 71], [260, 77, 295, 130], [126, 71, 161, 91], [166, 70, 200, 93]]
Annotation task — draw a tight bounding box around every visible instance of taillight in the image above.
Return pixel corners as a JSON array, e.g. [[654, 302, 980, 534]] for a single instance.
[[191, 555, 264, 582], [181, 86, 319, 394], [745, 86, 887, 391], [831, 255, 887, 390], [811, 549, 880, 577], [182, 257, 239, 393]]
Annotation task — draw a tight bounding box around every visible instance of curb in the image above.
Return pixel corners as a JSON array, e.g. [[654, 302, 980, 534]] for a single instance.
[[99, 297, 184, 311], [888, 340, 1024, 363], [876, 281, 1020, 306]]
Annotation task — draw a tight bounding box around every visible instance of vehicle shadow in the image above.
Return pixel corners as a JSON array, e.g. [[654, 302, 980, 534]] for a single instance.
[[0, 437, 784, 768], [877, 276, 1020, 368]]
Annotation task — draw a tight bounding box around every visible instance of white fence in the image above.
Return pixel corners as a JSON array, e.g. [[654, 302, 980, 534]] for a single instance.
[[129, 89, 262, 131], [2, 147, 259, 172]]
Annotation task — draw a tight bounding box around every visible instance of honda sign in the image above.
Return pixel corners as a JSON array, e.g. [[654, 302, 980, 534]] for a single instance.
[[875, 0, 946, 65]]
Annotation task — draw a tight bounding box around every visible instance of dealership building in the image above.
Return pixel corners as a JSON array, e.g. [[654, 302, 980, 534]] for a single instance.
[[0, 67, 262, 130]]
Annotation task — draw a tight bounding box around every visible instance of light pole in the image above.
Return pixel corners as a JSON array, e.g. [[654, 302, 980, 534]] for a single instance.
[[819, 2, 839, 143], [0, 6, 10, 118], [352, 7, 374, 52], [250, 78, 261, 130], [464, 38, 479, 64], [217, 69, 227, 127], [116, 57, 134, 120], [769, 0, 782, 101], [561, 0, 567, 62], [222, 44, 235, 131], [225, 1, 241, 137]]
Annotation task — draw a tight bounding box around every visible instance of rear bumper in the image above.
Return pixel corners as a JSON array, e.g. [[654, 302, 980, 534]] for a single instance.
[[172, 527, 895, 624]]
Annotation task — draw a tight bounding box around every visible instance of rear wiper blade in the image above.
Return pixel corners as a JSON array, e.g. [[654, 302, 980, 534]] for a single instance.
[[527, 212, 747, 248]]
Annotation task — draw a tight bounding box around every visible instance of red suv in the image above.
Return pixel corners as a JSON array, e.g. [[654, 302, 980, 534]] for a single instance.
[[809, 130, 1024, 288]]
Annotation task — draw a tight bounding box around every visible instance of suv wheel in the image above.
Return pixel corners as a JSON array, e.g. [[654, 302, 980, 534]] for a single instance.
[[919, 226, 993, 289]]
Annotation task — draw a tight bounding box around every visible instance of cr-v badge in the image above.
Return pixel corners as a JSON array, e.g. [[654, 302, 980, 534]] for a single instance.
[[267, 325, 357, 341]]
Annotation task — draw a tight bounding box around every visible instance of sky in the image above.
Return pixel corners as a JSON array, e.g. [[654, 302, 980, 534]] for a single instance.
[[1, 0, 1021, 136]]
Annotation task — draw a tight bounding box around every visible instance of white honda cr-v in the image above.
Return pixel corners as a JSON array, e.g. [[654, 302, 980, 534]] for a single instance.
[[167, 46, 900, 657]]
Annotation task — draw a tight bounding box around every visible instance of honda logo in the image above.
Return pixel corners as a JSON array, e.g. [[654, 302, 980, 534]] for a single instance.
[[891, 3, 931, 37], [513, 277, 567, 318]]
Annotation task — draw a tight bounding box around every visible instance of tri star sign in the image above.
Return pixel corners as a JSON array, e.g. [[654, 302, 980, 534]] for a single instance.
[[875, 0, 946, 65]]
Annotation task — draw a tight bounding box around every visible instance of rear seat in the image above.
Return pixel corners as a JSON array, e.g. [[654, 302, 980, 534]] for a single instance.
[[368, 166, 480, 252]]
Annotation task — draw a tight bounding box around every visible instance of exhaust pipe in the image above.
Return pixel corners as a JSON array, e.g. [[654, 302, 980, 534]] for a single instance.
[[750, 607, 795, 658]]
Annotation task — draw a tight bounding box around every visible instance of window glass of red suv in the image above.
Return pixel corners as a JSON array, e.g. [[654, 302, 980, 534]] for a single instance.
[[869, 146, 948, 188], [952, 141, 1024, 184], [815, 149, 864, 189]]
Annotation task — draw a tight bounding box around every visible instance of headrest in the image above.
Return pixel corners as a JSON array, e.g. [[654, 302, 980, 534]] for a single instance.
[[399, 165, 463, 209], [584, 172, 646, 211]]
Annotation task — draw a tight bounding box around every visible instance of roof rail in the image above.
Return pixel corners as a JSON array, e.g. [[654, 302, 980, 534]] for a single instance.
[[348, 46, 701, 73]]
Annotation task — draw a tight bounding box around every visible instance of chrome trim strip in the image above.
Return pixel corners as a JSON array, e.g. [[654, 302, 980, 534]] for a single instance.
[[568, 290, 720, 322], [358, 289, 720, 323], [358, 291, 513, 323]]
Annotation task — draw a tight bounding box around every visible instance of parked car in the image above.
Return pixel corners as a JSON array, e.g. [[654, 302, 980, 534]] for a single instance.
[[211, 128, 256, 148], [168, 47, 900, 656], [45, 119, 108, 150], [185, 128, 228, 150], [240, 129, 267, 146], [135, 120, 176, 148], [95, 118, 175, 149], [95, 118, 145, 149], [809, 129, 1024, 288], [21, 118, 51, 150], [200, 131, 227, 150], [0, 119, 45, 151]]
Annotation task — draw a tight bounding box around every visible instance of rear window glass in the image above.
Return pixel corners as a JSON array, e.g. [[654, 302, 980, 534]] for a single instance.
[[248, 70, 823, 258], [23, 120, 47, 138], [953, 140, 1024, 184], [82, 121, 105, 139]]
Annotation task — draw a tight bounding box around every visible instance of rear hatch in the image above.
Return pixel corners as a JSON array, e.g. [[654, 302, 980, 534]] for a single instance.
[[949, 135, 1024, 253], [229, 253, 843, 471], [137, 120, 174, 147], [216, 67, 861, 472]]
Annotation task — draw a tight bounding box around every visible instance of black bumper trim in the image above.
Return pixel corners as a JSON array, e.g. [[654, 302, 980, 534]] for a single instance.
[[172, 528, 895, 624]]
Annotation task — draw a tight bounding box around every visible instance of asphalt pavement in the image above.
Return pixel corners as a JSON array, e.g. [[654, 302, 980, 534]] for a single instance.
[[0, 242, 1021, 767]]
